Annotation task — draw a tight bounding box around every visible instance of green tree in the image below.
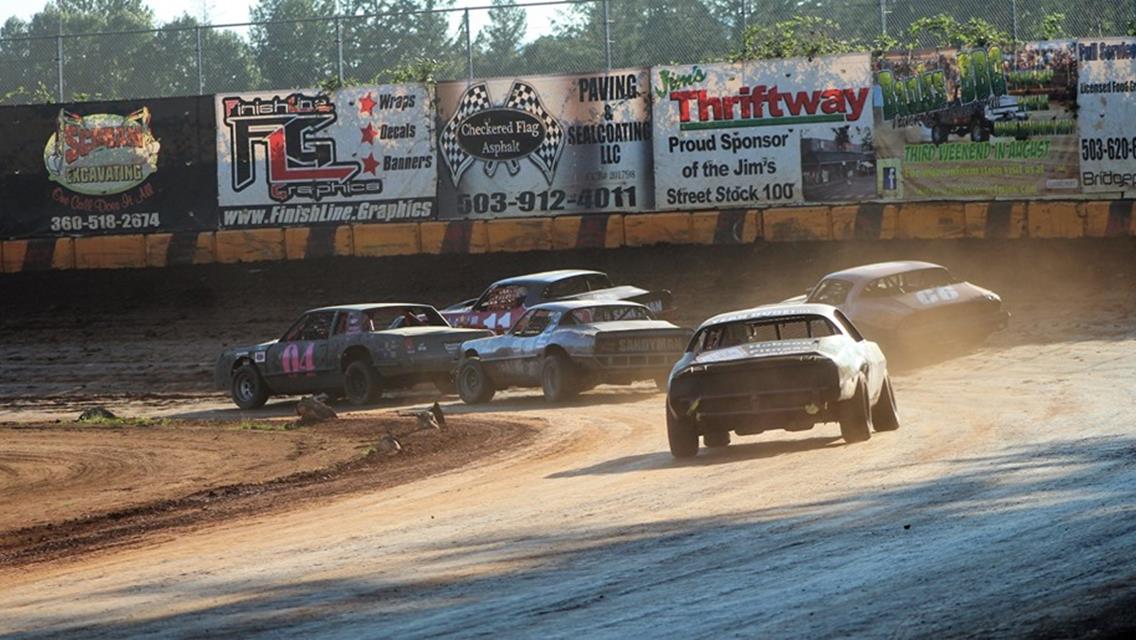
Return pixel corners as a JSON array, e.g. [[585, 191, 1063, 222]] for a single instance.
[[474, 0, 526, 77], [732, 15, 857, 61], [249, 0, 336, 90], [338, 1, 459, 85]]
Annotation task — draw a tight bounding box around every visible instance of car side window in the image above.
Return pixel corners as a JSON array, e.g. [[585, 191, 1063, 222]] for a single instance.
[[832, 310, 864, 341], [300, 312, 334, 341], [282, 315, 308, 341], [807, 279, 853, 306], [477, 285, 528, 312], [862, 275, 902, 298], [543, 276, 588, 300], [516, 310, 552, 337]]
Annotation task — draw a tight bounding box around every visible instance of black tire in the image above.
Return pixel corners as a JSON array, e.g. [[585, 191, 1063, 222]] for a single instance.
[[432, 374, 457, 396], [932, 124, 949, 144], [231, 364, 269, 410], [457, 358, 496, 404], [343, 360, 382, 405], [872, 376, 901, 432], [667, 411, 699, 459], [703, 430, 731, 448], [839, 380, 873, 444], [541, 353, 580, 402]]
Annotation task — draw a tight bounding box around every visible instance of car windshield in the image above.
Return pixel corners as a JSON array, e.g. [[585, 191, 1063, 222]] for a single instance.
[[335, 306, 448, 333], [807, 278, 853, 305], [567, 305, 651, 324], [692, 314, 839, 354]]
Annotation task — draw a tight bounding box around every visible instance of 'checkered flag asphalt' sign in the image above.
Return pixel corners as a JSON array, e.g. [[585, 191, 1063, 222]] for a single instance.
[[440, 81, 564, 186]]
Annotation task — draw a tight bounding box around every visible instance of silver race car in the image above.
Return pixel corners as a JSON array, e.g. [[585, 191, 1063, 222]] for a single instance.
[[455, 300, 689, 404], [666, 304, 899, 458], [788, 261, 1008, 349]]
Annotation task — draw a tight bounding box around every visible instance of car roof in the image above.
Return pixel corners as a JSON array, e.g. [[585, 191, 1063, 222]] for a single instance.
[[528, 300, 647, 313], [305, 303, 436, 314], [697, 303, 841, 331], [822, 261, 945, 283], [491, 269, 606, 286]]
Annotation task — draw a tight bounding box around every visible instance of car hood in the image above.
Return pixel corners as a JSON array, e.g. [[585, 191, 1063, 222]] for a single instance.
[[222, 339, 278, 356]]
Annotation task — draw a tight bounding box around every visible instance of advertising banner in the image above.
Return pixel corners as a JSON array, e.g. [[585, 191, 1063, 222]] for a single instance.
[[0, 95, 216, 238], [435, 69, 653, 218], [651, 54, 875, 210], [1077, 37, 1136, 194], [215, 84, 436, 228], [874, 42, 1081, 200]]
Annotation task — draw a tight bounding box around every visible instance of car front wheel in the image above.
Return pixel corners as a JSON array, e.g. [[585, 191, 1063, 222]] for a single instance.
[[231, 364, 269, 410], [457, 358, 496, 404]]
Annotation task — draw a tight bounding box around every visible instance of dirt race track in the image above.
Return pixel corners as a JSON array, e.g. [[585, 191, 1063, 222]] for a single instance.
[[1, 239, 1135, 638]]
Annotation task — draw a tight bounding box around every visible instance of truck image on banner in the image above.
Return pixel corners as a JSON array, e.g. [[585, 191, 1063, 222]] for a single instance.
[[215, 85, 436, 228], [873, 41, 1081, 200], [651, 53, 875, 210], [435, 69, 654, 219]]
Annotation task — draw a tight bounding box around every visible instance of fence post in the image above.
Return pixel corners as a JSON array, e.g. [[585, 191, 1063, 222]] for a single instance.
[[603, 0, 612, 70], [195, 26, 204, 95], [879, 0, 887, 37], [465, 8, 473, 81], [55, 33, 64, 102], [335, 17, 344, 84], [1011, 0, 1019, 43]]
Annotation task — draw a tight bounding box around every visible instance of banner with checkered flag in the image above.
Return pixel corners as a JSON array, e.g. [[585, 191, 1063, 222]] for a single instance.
[[505, 81, 564, 184], [440, 83, 492, 186]]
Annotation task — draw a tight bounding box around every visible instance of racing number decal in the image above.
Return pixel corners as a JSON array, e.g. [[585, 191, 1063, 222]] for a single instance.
[[915, 286, 960, 305], [281, 343, 316, 375]]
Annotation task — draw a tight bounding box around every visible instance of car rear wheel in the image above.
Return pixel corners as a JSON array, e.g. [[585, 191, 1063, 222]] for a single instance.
[[667, 411, 699, 458], [839, 380, 873, 444], [703, 430, 731, 448], [344, 360, 382, 405], [541, 353, 580, 402], [457, 358, 496, 404], [231, 364, 269, 410], [872, 376, 901, 431]]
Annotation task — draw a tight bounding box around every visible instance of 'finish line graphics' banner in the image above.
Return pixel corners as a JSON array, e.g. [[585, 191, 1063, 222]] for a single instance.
[[1077, 38, 1136, 194], [651, 53, 875, 210], [435, 69, 653, 218], [215, 85, 436, 228], [874, 42, 1081, 200]]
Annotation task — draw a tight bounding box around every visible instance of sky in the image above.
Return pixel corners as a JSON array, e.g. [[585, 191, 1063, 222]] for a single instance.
[[0, 0, 566, 40]]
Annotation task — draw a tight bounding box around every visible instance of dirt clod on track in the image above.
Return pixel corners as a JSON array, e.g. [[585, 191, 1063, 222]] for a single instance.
[[1, 239, 1135, 638]]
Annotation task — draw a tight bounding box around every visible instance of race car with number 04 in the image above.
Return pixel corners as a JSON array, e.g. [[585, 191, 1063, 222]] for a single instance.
[[455, 300, 690, 404], [214, 304, 492, 409], [666, 304, 899, 458], [441, 269, 674, 334], [786, 261, 1008, 349]]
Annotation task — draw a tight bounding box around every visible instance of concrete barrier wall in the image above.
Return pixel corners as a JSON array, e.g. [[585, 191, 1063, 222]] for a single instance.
[[2, 200, 1132, 273]]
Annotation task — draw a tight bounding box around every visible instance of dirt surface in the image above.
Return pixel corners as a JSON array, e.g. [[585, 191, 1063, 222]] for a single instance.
[[0, 415, 536, 568], [1, 239, 1135, 638]]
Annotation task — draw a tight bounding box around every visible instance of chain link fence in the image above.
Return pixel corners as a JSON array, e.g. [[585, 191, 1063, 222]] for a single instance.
[[1, 0, 1132, 105]]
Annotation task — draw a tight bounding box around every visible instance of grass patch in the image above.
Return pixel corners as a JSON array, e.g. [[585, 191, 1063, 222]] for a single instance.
[[236, 420, 300, 432], [77, 415, 170, 427]]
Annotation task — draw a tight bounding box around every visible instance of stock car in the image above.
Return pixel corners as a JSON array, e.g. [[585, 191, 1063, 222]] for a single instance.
[[786, 261, 1008, 349], [214, 303, 492, 409], [441, 269, 673, 334], [665, 303, 899, 458], [454, 300, 690, 404]]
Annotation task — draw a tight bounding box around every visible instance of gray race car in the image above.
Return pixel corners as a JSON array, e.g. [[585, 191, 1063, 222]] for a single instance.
[[787, 261, 1008, 349], [455, 300, 690, 404], [214, 304, 492, 409], [666, 303, 899, 458]]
